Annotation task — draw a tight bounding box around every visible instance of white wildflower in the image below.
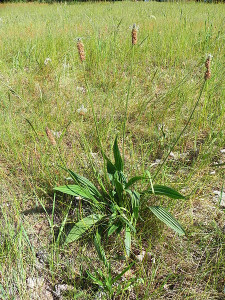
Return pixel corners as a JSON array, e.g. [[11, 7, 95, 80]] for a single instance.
[[129, 23, 139, 31], [205, 53, 213, 60], [63, 62, 70, 69], [52, 131, 62, 138], [149, 15, 156, 20], [77, 104, 87, 116], [76, 86, 86, 93], [44, 57, 51, 65], [136, 251, 146, 262]]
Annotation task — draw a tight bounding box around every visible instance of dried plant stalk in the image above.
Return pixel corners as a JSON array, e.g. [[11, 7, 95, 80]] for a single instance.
[[77, 38, 85, 62], [45, 127, 56, 146]]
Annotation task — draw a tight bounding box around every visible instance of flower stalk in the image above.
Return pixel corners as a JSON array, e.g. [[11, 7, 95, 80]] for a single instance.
[[153, 55, 212, 181], [122, 24, 138, 161]]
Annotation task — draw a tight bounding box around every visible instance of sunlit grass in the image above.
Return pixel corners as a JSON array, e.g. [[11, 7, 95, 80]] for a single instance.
[[0, 1, 224, 299]]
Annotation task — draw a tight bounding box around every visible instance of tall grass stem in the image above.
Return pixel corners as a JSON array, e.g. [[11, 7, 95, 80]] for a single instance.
[[122, 46, 135, 162], [153, 79, 206, 181]]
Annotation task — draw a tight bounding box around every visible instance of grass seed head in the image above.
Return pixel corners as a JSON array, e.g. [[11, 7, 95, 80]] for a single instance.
[[45, 127, 56, 146], [77, 38, 85, 62]]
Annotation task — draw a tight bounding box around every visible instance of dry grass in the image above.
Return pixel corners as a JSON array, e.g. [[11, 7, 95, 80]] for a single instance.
[[0, 1, 225, 299]]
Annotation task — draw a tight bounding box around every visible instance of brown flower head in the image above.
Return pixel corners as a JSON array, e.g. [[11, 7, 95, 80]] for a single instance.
[[77, 38, 85, 62], [204, 54, 212, 80], [45, 127, 56, 146], [131, 24, 139, 45]]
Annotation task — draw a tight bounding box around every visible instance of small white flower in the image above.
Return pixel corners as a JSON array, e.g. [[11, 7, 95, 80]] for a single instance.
[[52, 131, 62, 138], [44, 57, 51, 65], [63, 62, 70, 69], [76, 86, 86, 93], [129, 24, 139, 31], [150, 159, 161, 167], [77, 104, 87, 116], [149, 15, 156, 20], [136, 250, 146, 262], [206, 53, 213, 60]]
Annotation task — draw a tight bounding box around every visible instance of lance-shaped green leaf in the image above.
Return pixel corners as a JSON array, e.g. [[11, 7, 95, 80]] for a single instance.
[[94, 231, 108, 268], [54, 184, 97, 202], [112, 263, 134, 285], [149, 206, 185, 235], [65, 214, 104, 244], [125, 224, 131, 257], [113, 172, 124, 203], [104, 154, 116, 175], [67, 169, 102, 199], [86, 271, 104, 287], [143, 185, 185, 199], [113, 136, 123, 172], [125, 176, 145, 189], [108, 224, 119, 236], [126, 189, 140, 220]]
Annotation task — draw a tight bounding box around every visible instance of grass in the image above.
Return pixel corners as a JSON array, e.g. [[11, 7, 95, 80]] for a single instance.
[[0, 1, 225, 299]]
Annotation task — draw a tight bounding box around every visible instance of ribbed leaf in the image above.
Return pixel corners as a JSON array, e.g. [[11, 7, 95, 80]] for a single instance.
[[143, 185, 185, 199], [67, 169, 102, 199], [94, 231, 108, 268], [125, 224, 131, 257], [149, 206, 185, 235], [113, 172, 124, 202], [126, 189, 140, 220], [104, 155, 116, 175], [125, 176, 145, 189], [108, 224, 120, 237], [117, 171, 127, 185], [65, 214, 104, 244], [113, 136, 123, 172], [53, 184, 97, 202]]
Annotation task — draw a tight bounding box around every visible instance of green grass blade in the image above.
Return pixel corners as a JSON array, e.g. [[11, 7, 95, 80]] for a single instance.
[[65, 214, 104, 244], [149, 206, 185, 235], [86, 271, 104, 287], [112, 263, 134, 284]]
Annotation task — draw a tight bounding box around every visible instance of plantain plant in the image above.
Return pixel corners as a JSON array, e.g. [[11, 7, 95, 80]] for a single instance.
[[54, 136, 185, 257]]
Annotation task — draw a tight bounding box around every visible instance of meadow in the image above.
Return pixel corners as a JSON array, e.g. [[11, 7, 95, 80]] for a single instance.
[[0, 1, 225, 299]]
